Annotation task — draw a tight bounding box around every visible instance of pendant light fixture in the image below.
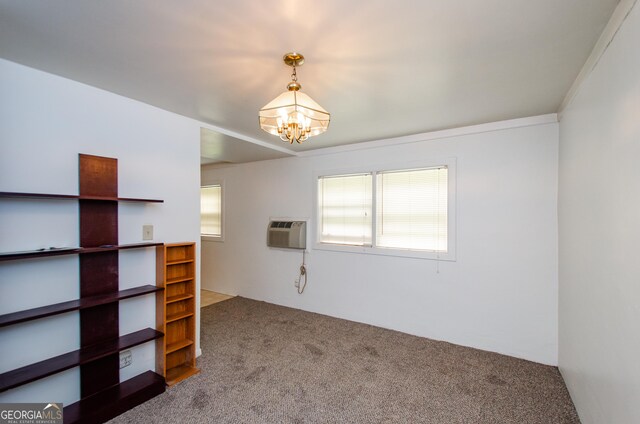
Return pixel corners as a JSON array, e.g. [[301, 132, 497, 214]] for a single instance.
[[259, 52, 330, 144]]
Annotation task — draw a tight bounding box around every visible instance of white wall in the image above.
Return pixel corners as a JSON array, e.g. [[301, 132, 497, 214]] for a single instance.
[[558, 2, 640, 423], [0, 59, 201, 405], [202, 119, 560, 365]]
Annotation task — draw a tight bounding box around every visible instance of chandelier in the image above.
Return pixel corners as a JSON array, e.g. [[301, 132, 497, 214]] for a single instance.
[[259, 52, 330, 144]]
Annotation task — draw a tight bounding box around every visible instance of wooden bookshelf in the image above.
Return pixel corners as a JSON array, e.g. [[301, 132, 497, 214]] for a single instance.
[[0, 328, 162, 392], [0, 243, 163, 262], [166, 293, 194, 304], [0, 154, 166, 423], [0, 191, 163, 203], [156, 242, 199, 386], [0, 285, 162, 327], [62, 371, 165, 424]]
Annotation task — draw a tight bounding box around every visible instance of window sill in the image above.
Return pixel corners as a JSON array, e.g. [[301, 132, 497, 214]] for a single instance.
[[201, 235, 224, 242], [313, 243, 455, 261]]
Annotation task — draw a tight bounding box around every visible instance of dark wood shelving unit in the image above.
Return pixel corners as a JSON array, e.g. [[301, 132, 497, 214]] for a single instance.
[[79, 243, 163, 254], [0, 154, 167, 423], [0, 247, 80, 261], [0, 285, 162, 327], [0, 328, 162, 392], [0, 243, 163, 262], [0, 191, 163, 203], [62, 371, 165, 424]]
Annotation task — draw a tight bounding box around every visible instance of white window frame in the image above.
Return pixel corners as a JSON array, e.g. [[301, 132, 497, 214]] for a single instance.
[[317, 172, 373, 247], [201, 181, 224, 242], [313, 158, 456, 261]]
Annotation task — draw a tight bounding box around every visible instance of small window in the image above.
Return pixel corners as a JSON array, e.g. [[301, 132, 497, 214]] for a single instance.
[[201, 184, 222, 238], [376, 167, 448, 251], [318, 173, 372, 246]]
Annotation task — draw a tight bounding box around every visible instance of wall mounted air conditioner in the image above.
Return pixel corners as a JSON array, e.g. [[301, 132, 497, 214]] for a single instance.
[[267, 220, 306, 249]]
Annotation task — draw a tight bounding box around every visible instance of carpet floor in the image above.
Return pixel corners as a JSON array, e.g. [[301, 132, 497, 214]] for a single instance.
[[108, 297, 580, 423]]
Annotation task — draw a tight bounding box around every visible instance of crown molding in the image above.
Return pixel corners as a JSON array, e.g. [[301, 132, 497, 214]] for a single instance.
[[558, 0, 638, 119], [298, 114, 558, 158], [198, 122, 297, 156]]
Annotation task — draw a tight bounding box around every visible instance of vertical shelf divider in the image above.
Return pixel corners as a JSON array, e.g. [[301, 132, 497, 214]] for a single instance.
[[68, 154, 166, 422], [78, 155, 120, 397]]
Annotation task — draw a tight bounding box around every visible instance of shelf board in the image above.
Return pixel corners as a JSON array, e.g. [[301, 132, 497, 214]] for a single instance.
[[0, 328, 163, 392], [166, 259, 194, 265], [0, 285, 163, 328], [79, 243, 163, 254], [63, 370, 165, 424], [0, 247, 80, 261], [0, 243, 163, 262], [0, 191, 163, 203], [166, 339, 194, 354], [166, 311, 193, 323], [165, 276, 193, 285], [166, 364, 200, 387], [165, 293, 194, 304]]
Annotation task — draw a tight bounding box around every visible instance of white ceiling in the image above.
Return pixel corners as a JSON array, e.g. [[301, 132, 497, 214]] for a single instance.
[[200, 128, 291, 165], [0, 0, 619, 160]]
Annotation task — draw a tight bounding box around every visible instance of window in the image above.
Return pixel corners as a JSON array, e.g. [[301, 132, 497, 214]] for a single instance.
[[316, 163, 454, 260], [201, 184, 222, 238], [376, 167, 447, 251], [318, 173, 372, 246]]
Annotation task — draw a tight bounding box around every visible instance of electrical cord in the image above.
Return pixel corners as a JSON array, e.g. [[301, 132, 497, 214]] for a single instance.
[[294, 250, 308, 294]]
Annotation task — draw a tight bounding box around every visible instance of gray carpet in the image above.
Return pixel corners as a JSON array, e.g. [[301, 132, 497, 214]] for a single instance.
[[109, 297, 580, 423]]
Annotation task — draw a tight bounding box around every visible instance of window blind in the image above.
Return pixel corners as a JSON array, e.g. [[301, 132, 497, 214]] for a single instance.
[[376, 167, 447, 251], [318, 174, 372, 246], [201, 185, 222, 236]]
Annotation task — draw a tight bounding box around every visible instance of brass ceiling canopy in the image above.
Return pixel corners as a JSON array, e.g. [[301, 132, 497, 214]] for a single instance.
[[283, 52, 305, 67], [258, 52, 330, 144]]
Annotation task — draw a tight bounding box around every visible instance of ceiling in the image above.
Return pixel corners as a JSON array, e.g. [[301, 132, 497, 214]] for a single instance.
[[200, 128, 291, 165], [0, 0, 619, 161]]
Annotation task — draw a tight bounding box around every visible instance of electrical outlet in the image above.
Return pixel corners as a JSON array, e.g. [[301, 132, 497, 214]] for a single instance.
[[119, 350, 132, 368], [142, 225, 153, 240]]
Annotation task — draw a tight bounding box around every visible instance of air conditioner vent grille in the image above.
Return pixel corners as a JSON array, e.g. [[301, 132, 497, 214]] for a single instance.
[[270, 221, 293, 229], [267, 220, 306, 249]]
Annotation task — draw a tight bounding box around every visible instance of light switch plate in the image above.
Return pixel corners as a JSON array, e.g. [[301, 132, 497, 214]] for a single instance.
[[142, 225, 153, 240]]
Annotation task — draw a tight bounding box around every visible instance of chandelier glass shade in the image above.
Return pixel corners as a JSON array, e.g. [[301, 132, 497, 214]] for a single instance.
[[259, 53, 330, 144]]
